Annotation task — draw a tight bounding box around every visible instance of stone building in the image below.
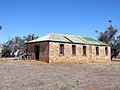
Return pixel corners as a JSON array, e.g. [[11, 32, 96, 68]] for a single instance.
[[26, 33, 111, 63]]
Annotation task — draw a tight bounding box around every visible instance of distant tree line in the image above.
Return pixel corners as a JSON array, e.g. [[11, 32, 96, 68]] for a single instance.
[[96, 20, 120, 59], [1, 34, 38, 57]]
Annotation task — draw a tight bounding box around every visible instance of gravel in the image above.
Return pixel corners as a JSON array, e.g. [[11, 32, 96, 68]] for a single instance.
[[0, 58, 120, 90]]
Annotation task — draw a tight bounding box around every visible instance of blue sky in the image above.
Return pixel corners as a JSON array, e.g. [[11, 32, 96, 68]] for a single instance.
[[0, 0, 120, 42]]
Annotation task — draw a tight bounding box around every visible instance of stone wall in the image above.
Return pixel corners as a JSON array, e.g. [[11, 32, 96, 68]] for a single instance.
[[49, 42, 111, 63], [27, 43, 35, 60], [27, 41, 49, 62], [27, 41, 111, 63], [90, 45, 111, 63]]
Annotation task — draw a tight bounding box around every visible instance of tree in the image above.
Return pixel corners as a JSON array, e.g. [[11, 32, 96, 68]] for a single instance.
[[0, 26, 2, 30], [23, 34, 39, 42], [96, 20, 118, 59], [0, 26, 3, 54], [114, 35, 120, 55], [96, 20, 117, 44], [1, 34, 38, 57]]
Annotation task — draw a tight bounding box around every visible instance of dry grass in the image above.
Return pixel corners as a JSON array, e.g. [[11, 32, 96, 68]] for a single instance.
[[0, 58, 120, 90]]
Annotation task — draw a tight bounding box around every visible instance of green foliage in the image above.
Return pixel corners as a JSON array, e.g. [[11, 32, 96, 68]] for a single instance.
[[60, 86, 70, 90]]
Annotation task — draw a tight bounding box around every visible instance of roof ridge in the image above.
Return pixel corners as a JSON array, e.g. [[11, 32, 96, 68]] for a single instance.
[[62, 34, 73, 43], [48, 33, 53, 40]]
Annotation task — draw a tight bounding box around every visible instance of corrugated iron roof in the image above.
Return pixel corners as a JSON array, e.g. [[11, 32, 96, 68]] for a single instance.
[[29, 33, 108, 46], [82, 37, 107, 45], [29, 33, 71, 43]]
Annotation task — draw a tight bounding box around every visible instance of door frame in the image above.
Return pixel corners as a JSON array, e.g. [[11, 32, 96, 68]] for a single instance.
[[34, 45, 40, 60]]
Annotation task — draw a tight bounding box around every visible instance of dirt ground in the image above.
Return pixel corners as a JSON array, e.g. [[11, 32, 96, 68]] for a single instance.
[[0, 58, 120, 90]]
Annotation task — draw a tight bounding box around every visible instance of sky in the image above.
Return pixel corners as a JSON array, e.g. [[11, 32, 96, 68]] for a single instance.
[[0, 0, 120, 43]]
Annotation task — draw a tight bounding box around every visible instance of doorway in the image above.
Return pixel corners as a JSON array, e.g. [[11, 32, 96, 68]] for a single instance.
[[35, 45, 40, 60]]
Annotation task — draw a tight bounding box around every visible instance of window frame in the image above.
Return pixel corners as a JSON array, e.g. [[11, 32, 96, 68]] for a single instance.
[[105, 47, 108, 56], [96, 46, 99, 56], [59, 44, 64, 55], [83, 46, 87, 56], [72, 45, 76, 55]]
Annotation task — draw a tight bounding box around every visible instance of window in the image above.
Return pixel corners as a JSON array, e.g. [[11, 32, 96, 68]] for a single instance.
[[96, 47, 99, 55], [59, 44, 64, 55], [72, 45, 76, 55], [105, 47, 108, 55], [83, 46, 86, 56]]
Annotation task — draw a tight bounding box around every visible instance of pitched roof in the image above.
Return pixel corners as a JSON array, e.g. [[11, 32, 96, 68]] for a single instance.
[[28, 33, 108, 46]]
